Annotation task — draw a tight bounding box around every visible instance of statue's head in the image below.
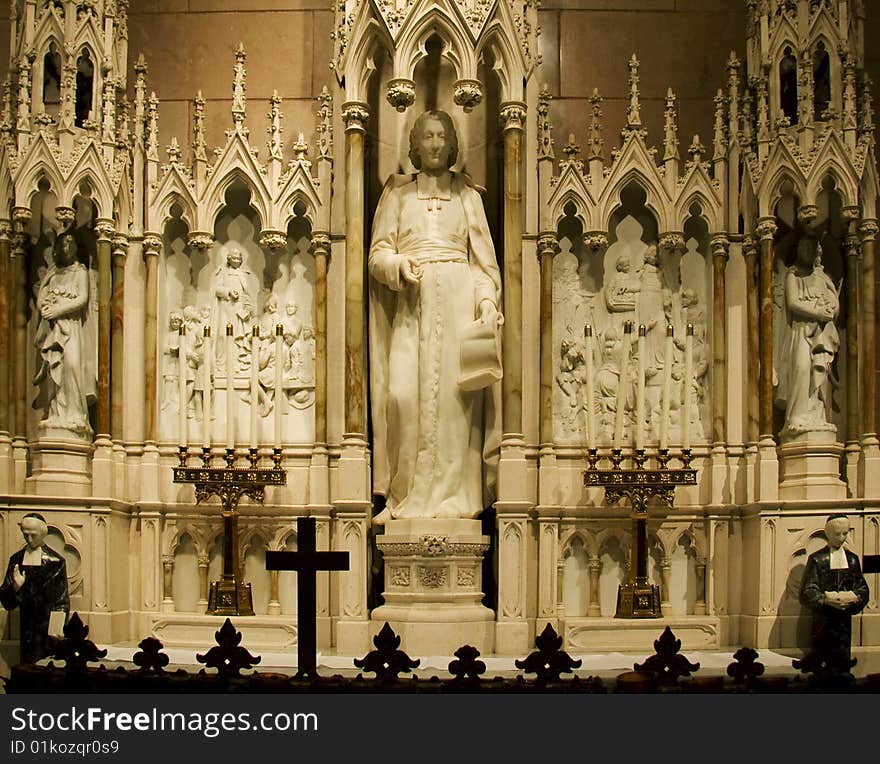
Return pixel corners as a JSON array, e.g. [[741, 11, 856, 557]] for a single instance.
[[409, 110, 459, 171], [55, 229, 79, 267], [286, 302, 298, 316], [644, 244, 659, 265], [169, 311, 184, 330], [616, 256, 630, 272], [20, 513, 48, 550], [682, 287, 698, 307], [264, 293, 278, 314], [226, 248, 243, 268], [824, 514, 850, 550]]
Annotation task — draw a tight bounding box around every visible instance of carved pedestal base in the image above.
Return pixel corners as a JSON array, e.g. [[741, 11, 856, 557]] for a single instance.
[[779, 432, 846, 500], [0, 434, 12, 492], [372, 519, 494, 655], [26, 432, 92, 496]]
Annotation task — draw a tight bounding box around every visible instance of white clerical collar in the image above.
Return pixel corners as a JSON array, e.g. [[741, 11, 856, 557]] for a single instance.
[[829, 546, 848, 569], [417, 172, 452, 201], [22, 547, 42, 565]]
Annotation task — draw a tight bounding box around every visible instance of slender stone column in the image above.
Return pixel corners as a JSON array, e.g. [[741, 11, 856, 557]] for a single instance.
[[710, 235, 729, 446], [197, 555, 209, 612], [341, 102, 369, 438], [860, 221, 879, 439], [537, 513, 559, 628], [694, 558, 707, 615], [556, 558, 566, 619], [843, 224, 861, 490], [92, 221, 115, 496], [140, 234, 162, 503], [537, 234, 558, 446], [161, 555, 174, 612], [755, 219, 779, 499], [267, 569, 281, 615], [110, 234, 127, 443], [744, 236, 760, 446], [0, 220, 12, 491], [95, 220, 114, 440], [500, 102, 526, 437], [587, 557, 601, 617], [660, 558, 672, 616], [143, 234, 162, 445], [11, 207, 31, 491], [756, 217, 778, 441], [311, 233, 330, 446]]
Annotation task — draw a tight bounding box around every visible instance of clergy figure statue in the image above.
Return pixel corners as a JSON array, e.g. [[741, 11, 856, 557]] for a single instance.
[[800, 514, 870, 666], [0, 513, 70, 664], [369, 110, 502, 524]]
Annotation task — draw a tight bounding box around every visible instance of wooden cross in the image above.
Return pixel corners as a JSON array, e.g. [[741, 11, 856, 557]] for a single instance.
[[265, 517, 349, 677]]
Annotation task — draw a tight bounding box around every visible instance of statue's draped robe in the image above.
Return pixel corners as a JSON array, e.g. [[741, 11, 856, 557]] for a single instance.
[[369, 172, 501, 519], [775, 265, 839, 433], [1, 546, 69, 663], [800, 546, 869, 662], [33, 262, 95, 431]]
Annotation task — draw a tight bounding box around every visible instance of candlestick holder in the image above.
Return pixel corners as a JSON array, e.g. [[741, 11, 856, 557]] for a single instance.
[[584, 448, 696, 618], [174, 446, 287, 616]]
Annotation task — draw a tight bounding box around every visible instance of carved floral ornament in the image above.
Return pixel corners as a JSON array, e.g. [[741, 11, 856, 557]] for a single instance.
[[259, 230, 287, 252], [659, 232, 686, 253], [186, 232, 214, 251], [756, 217, 778, 241], [710, 235, 730, 260], [342, 102, 370, 132], [859, 220, 880, 241], [500, 102, 526, 132], [537, 234, 559, 258], [311, 232, 331, 255], [583, 232, 609, 251], [385, 78, 416, 113], [453, 79, 483, 113]]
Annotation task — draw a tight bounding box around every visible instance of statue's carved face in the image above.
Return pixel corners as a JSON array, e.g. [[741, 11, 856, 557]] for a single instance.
[[227, 249, 243, 268], [20, 517, 48, 550], [416, 118, 451, 172], [57, 234, 78, 266], [825, 518, 849, 550]]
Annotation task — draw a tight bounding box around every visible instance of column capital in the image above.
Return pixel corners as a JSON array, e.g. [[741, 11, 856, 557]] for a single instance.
[[95, 218, 116, 242], [755, 217, 778, 241], [311, 231, 331, 256], [186, 231, 214, 251], [659, 232, 686, 253], [161, 554, 174, 566], [341, 101, 370, 133], [198, 555, 209, 567], [258, 230, 287, 253], [111, 234, 128, 259], [710, 233, 730, 260], [844, 232, 861, 258], [743, 234, 758, 258], [797, 204, 818, 225], [859, 219, 879, 241], [143, 232, 162, 257], [500, 101, 527, 132], [537, 233, 559, 258], [12, 206, 31, 228], [0, 219, 12, 241], [54, 206, 75, 229], [583, 231, 609, 251]]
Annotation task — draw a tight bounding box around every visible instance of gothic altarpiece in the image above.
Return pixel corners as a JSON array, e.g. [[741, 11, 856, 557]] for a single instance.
[[0, 0, 877, 662]]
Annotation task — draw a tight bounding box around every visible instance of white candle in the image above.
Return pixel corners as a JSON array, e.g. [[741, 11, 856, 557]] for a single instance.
[[683, 323, 693, 450], [178, 325, 187, 449], [636, 324, 646, 451], [226, 324, 235, 450], [202, 326, 212, 450], [613, 322, 633, 448], [273, 324, 284, 449], [660, 324, 673, 451], [584, 325, 595, 449], [249, 325, 259, 446]]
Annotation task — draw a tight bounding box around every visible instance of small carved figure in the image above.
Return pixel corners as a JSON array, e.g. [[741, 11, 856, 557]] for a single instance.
[[0, 513, 69, 664], [369, 109, 502, 522], [800, 514, 870, 666], [604, 255, 640, 315], [161, 311, 184, 411], [774, 239, 840, 435], [33, 229, 96, 436], [211, 247, 255, 366]]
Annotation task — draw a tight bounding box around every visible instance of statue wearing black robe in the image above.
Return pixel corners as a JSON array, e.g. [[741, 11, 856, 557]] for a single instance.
[[800, 546, 869, 663], [0, 545, 69, 663]]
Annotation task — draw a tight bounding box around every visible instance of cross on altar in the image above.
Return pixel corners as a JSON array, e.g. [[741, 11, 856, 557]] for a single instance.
[[265, 517, 349, 677]]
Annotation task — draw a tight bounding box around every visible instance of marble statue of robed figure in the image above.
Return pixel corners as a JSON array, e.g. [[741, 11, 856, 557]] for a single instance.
[[369, 110, 502, 523], [33, 228, 96, 437]]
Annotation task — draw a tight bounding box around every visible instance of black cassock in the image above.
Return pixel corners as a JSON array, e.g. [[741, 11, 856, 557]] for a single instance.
[[0, 546, 69, 663], [800, 547, 869, 661]]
